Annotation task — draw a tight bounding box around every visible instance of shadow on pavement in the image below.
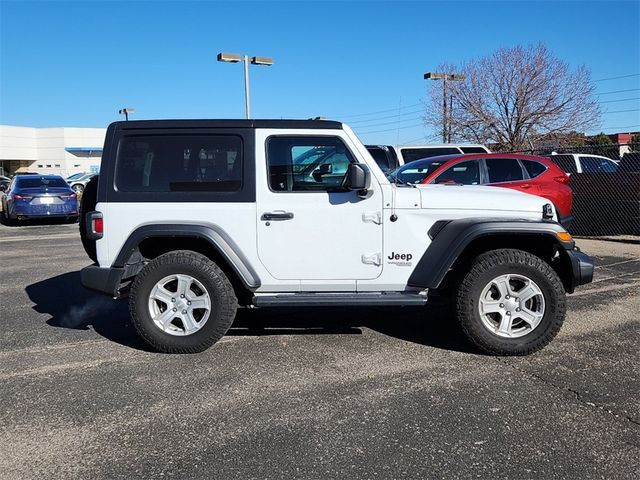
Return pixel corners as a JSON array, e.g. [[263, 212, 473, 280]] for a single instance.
[[26, 271, 476, 354]]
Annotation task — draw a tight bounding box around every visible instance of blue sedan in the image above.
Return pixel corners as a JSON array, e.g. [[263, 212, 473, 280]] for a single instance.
[[1, 175, 79, 224]]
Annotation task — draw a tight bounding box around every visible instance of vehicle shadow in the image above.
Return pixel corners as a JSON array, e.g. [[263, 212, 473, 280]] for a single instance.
[[26, 271, 476, 354], [25, 271, 151, 351]]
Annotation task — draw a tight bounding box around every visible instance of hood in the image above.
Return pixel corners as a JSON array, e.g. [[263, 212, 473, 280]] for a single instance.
[[417, 184, 549, 215]]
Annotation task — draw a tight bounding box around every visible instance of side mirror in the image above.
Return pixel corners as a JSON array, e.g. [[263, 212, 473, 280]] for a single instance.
[[345, 163, 371, 192]]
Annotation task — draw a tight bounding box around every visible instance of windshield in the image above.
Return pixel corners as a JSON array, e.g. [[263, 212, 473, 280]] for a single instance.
[[16, 176, 68, 188], [390, 158, 453, 184]]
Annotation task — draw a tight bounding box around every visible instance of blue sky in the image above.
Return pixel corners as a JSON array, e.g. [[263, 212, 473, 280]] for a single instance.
[[1, 0, 639, 144]]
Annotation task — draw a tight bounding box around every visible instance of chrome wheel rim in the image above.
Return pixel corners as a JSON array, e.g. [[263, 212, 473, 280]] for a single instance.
[[478, 274, 545, 338], [148, 274, 211, 336]]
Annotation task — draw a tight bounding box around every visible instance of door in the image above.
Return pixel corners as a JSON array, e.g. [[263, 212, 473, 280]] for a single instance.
[[256, 133, 383, 282], [484, 157, 540, 195]]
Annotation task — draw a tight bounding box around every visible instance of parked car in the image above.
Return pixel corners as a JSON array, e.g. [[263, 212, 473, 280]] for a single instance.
[[68, 172, 98, 194], [548, 153, 618, 174], [0, 175, 10, 192], [391, 153, 573, 226], [1, 174, 78, 224], [66, 172, 87, 182], [366, 143, 491, 170]]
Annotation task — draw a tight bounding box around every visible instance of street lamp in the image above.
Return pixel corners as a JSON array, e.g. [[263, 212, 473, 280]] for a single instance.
[[424, 72, 465, 143], [217, 52, 274, 119], [118, 108, 135, 121]]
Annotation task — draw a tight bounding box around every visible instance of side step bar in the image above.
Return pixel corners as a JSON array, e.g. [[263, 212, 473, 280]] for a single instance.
[[252, 292, 428, 307]]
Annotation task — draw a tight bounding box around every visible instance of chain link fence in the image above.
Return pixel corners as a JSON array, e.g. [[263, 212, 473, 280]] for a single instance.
[[501, 144, 640, 238]]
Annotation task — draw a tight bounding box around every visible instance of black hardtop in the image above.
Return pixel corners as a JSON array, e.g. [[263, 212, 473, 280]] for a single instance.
[[111, 119, 343, 130]]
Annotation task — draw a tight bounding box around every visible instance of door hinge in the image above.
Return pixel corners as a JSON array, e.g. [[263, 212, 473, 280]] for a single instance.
[[362, 211, 382, 225], [361, 252, 381, 266]]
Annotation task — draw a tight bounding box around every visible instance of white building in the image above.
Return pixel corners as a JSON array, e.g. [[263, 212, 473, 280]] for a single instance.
[[0, 125, 106, 177]]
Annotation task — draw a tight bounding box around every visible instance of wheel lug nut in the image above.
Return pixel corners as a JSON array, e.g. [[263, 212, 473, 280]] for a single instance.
[[505, 295, 510, 299], [187, 301, 191, 305], [182, 310, 187, 314], [499, 303, 504, 308], [506, 311, 511, 315], [172, 308, 177, 312], [516, 307, 521, 312], [180, 294, 185, 298], [171, 298, 175, 302]]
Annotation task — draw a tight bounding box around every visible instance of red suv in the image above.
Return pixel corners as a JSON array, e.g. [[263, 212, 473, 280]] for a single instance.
[[392, 153, 573, 226]]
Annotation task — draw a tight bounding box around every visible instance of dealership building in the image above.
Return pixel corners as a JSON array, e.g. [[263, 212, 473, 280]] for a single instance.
[[0, 125, 106, 177]]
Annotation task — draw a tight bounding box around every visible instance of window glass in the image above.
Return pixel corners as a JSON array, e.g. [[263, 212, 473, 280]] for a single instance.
[[459, 146, 488, 154], [394, 157, 450, 184], [115, 135, 242, 192], [267, 136, 355, 191], [366, 146, 392, 172], [522, 160, 547, 178], [485, 158, 524, 183], [549, 155, 577, 174], [434, 160, 480, 185], [581, 156, 618, 173], [17, 176, 68, 188], [401, 147, 461, 163]]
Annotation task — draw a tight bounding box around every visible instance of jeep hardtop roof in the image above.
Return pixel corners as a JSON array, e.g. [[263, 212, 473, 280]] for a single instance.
[[111, 119, 343, 130]]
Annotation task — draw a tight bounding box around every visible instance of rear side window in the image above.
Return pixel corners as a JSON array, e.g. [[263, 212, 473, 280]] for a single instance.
[[580, 156, 618, 173], [459, 146, 488, 154], [115, 135, 243, 192], [549, 155, 577, 174], [485, 158, 525, 183], [521, 160, 547, 179], [401, 147, 460, 163], [267, 136, 355, 192]]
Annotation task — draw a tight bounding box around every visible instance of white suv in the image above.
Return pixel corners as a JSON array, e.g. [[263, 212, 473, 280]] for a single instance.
[[549, 153, 619, 174], [79, 119, 592, 355]]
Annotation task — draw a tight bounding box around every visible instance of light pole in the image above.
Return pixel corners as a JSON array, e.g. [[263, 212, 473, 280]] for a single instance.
[[118, 108, 135, 121], [424, 72, 465, 143], [217, 52, 274, 119]]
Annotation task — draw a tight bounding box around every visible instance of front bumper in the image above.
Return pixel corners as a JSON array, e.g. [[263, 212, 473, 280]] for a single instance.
[[81, 265, 126, 298], [565, 249, 594, 292]]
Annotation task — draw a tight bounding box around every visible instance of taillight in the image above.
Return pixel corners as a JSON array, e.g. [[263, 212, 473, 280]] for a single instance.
[[554, 175, 570, 185], [86, 211, 103, 240], [12, 194, 32, 201], [61, 193, 78, 199]]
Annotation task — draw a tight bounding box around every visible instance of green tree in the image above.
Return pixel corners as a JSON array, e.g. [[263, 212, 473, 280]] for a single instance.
[[590, 132, 619, 159]]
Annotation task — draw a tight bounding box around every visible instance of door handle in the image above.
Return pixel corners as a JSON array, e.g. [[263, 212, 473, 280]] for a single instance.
[[261, 211, 294, 221], [520, 183, 532, 189]]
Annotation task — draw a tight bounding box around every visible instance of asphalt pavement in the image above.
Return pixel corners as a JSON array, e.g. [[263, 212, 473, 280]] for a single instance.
[[0, 222, 638, 479]]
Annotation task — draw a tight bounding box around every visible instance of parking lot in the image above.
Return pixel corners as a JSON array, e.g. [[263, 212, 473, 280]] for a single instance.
[[0, 222, 638, 479]]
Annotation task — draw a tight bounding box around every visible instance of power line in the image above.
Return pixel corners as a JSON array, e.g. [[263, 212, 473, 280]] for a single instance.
[[357, 122, 425, 135], [599, 97, 640, 104], [604, 108, 640, 114], [594, 73, 640, 82], [596, 88, 640, 96], [334, 102, 422, 119], [347, 108, 424, 125], [350, 115, 423, 129]]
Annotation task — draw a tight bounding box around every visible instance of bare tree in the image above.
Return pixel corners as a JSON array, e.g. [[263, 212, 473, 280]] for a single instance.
[[425, 44, 601, 150]]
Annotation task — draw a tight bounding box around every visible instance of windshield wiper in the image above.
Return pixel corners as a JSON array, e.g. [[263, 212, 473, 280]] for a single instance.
[[389, 175, 416, 188]]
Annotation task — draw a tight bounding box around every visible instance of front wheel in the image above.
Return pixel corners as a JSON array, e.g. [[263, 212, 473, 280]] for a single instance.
[[456, 249, 566, 356], [129, 250, 238, 353]]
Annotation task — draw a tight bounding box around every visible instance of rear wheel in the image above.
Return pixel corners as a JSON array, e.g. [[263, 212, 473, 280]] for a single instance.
[[456, 249, 566, 355], [129, 250, 237, 353], [72, 183, 84, 194], [78, 176, 98, 262]]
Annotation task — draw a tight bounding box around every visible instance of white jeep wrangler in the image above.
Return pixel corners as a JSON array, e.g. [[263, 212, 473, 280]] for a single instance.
[[80, 119, 593, 355]]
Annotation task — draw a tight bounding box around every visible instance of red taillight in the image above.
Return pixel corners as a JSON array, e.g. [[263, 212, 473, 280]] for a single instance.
[[61, 193, 78, 199], [12, 194, 32, 201], [554, 175, 570, 185], [87, 211, 103, 240]]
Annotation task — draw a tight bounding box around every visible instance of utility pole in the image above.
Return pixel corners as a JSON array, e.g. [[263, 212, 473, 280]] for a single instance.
[[424, 72, 466, 143]]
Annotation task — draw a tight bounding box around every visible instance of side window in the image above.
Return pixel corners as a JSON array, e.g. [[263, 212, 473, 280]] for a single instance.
[[115, 135, 243, 192], [366, 146, 392, 172], [434, 160, 480, 185], [521, 160, 547, 179], [549, 155, 577, 174], [485, 158, 525, 183], [267, 136, 355, 192], [581, 156, 618, 173]]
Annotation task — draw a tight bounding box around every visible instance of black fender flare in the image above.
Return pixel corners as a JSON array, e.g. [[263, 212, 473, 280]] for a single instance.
[[113, 224, 261, 289], [407, 218, 574, 289]]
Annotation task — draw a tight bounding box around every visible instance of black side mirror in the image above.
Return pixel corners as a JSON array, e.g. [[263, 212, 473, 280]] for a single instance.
[[344, 163, 371, 192]]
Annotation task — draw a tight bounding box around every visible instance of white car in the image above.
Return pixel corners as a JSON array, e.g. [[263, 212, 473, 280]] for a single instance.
[[366, 144, 490, 172], [549, 153, 619, 174], [79, 119, 592, 356]]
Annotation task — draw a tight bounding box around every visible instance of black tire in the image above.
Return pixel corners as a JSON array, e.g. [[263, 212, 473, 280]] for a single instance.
[[129, 250, 238, 353], [456, 248, 566, 356], [78, 176, 98, 263]]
